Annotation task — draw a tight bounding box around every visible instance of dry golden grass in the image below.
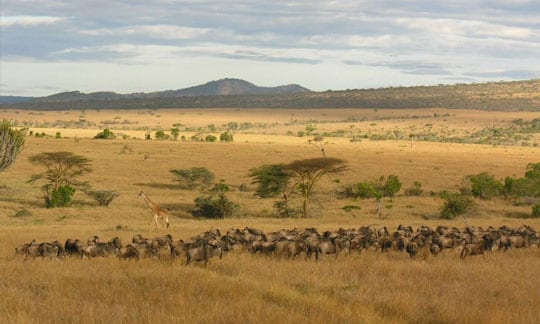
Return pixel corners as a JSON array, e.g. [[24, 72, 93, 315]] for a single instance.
[[1, 108, 540, 323]]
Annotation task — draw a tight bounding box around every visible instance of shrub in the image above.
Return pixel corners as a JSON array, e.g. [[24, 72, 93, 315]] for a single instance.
[[47, 185, 75, 208], [381, 175, 401, 197], [205, 135, 217, 142], [220, 132, 234, 142], [467, 172, 503, 200], [170, 127, 180, 140], [273, 198, 298, 218], [192, 194, 237, 218], [353, 181, 379, 199], [12, 209, 32, 218], [440, 192, 474, 219], [87, 190, 119, 207], [94, 128, 115, 139], [155, 130, 167, 140], [342, 205, 361, 212], [532, 204, 540, 218], [405, 181, 423, 196]]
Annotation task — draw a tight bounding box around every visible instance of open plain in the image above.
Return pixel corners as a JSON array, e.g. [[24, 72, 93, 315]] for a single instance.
[[1, 107, 540, 323]]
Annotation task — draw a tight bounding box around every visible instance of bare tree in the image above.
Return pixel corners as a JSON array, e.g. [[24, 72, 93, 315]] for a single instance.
[[0, 119, 26, 172], [283, 157, 347, 218]]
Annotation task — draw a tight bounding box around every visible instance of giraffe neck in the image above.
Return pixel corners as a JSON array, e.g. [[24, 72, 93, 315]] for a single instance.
[[143, 194, 159, 211]]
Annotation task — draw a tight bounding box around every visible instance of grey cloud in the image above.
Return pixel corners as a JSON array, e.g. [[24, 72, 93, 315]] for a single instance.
[[218, 52, 322, 65], [344, 60, 454, 76]]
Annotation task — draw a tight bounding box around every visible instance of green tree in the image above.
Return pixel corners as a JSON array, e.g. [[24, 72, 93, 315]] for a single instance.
[[170, 167, 215, 190], [0, 119, 26, 172], [249, 164, 289, 198], [284, 157, 347, 218], [467, 172, 503, 200], [28, 152, 92, 207], [170, 127, 180, 140], [220, 132, 234, 142], [381, 174, 402, 197]]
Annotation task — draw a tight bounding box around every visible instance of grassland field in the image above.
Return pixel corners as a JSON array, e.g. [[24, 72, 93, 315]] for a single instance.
[[1, 107, 540, 323]]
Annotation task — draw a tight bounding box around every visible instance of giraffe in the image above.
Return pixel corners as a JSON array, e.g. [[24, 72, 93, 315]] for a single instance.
[[137, 190, 170, 228]]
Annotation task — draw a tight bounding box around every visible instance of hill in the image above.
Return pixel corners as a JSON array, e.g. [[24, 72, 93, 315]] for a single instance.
[[1, 79, 539, 111]]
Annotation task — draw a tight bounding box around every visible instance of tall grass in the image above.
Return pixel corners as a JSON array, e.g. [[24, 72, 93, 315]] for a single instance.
[[1, 108, 539, 322]]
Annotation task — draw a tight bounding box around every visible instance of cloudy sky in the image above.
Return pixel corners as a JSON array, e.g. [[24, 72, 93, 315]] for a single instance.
[[1, 0, 539, 96]]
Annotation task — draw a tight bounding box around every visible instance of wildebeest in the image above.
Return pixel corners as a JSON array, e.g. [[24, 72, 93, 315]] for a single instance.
[[84, 242, 119, 258], [185, 240, 222, 265], [64, 238, 85, 257]]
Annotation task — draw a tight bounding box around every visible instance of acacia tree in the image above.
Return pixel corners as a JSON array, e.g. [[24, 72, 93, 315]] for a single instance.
[[28, 151, 92, 207], [283, 157, 347, 218], [170, 167, 215, 190], [249, 164, 289, 198], [0, 119, 26, 172]]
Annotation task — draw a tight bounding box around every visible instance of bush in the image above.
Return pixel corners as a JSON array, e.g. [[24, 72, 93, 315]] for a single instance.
[[467, 172, 503, 200], [440, 192, 474, 219], [205, 135, 217, 142], [192, 194, 237, 218], [220, 132, 234, 142], [47, 185, 75, 208], [87, 190, 119, 207], [405, 181, 423, 196], [273, 198, 298, 218], [94, 128, 115, 139], [353, 181, 379, 199], [12, 209, 32, 218], [532, 204, 540, 217], [381, 175, 401, 197], [155, 130, 168, 140]]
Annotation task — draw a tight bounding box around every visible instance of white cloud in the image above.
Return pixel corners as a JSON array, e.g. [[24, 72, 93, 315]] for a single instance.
[[0, 15, 65, 27], [79, 25, 214, 40], [396, 17, 535, 40]]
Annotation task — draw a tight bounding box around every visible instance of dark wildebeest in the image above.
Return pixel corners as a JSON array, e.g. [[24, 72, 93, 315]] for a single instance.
[[64, 239, 84, 257], [118, 244, 139, 260]]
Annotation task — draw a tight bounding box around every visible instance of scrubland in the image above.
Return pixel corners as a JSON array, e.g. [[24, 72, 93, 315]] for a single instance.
[[1, 108, 539, 323]]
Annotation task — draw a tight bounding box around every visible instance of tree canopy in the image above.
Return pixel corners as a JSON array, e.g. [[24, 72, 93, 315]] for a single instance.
[[0, 119, 26, 172], [283, 157, 347, 218]]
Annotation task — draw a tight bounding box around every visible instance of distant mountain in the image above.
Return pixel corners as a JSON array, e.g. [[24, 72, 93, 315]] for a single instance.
[[147, 78, 311, 97], [1, 79, 538, 111], [20, 78, 310, 103], [0, 96, 34, 104]]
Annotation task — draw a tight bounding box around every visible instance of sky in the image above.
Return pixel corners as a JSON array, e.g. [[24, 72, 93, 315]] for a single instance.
[[1, 0, 539, 96]]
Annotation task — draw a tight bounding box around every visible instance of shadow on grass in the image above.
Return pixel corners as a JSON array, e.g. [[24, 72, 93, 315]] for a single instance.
[[505, 211, 537, 219]]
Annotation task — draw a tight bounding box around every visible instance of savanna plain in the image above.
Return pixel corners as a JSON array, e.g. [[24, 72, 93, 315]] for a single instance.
[[1, 107, 540, 323]]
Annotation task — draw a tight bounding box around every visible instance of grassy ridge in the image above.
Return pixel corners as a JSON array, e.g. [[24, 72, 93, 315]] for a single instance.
[[2, 79, 539, 111]]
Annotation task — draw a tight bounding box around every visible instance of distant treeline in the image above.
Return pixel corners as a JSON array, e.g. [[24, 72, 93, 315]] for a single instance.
[[2, 79, 539, 111]]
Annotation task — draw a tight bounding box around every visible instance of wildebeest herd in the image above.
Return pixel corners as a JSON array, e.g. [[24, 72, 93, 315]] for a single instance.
[[14, 224, 539, 264]]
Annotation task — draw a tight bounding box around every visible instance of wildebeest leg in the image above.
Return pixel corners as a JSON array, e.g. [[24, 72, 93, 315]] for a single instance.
[[185, 254, 191, 265]]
